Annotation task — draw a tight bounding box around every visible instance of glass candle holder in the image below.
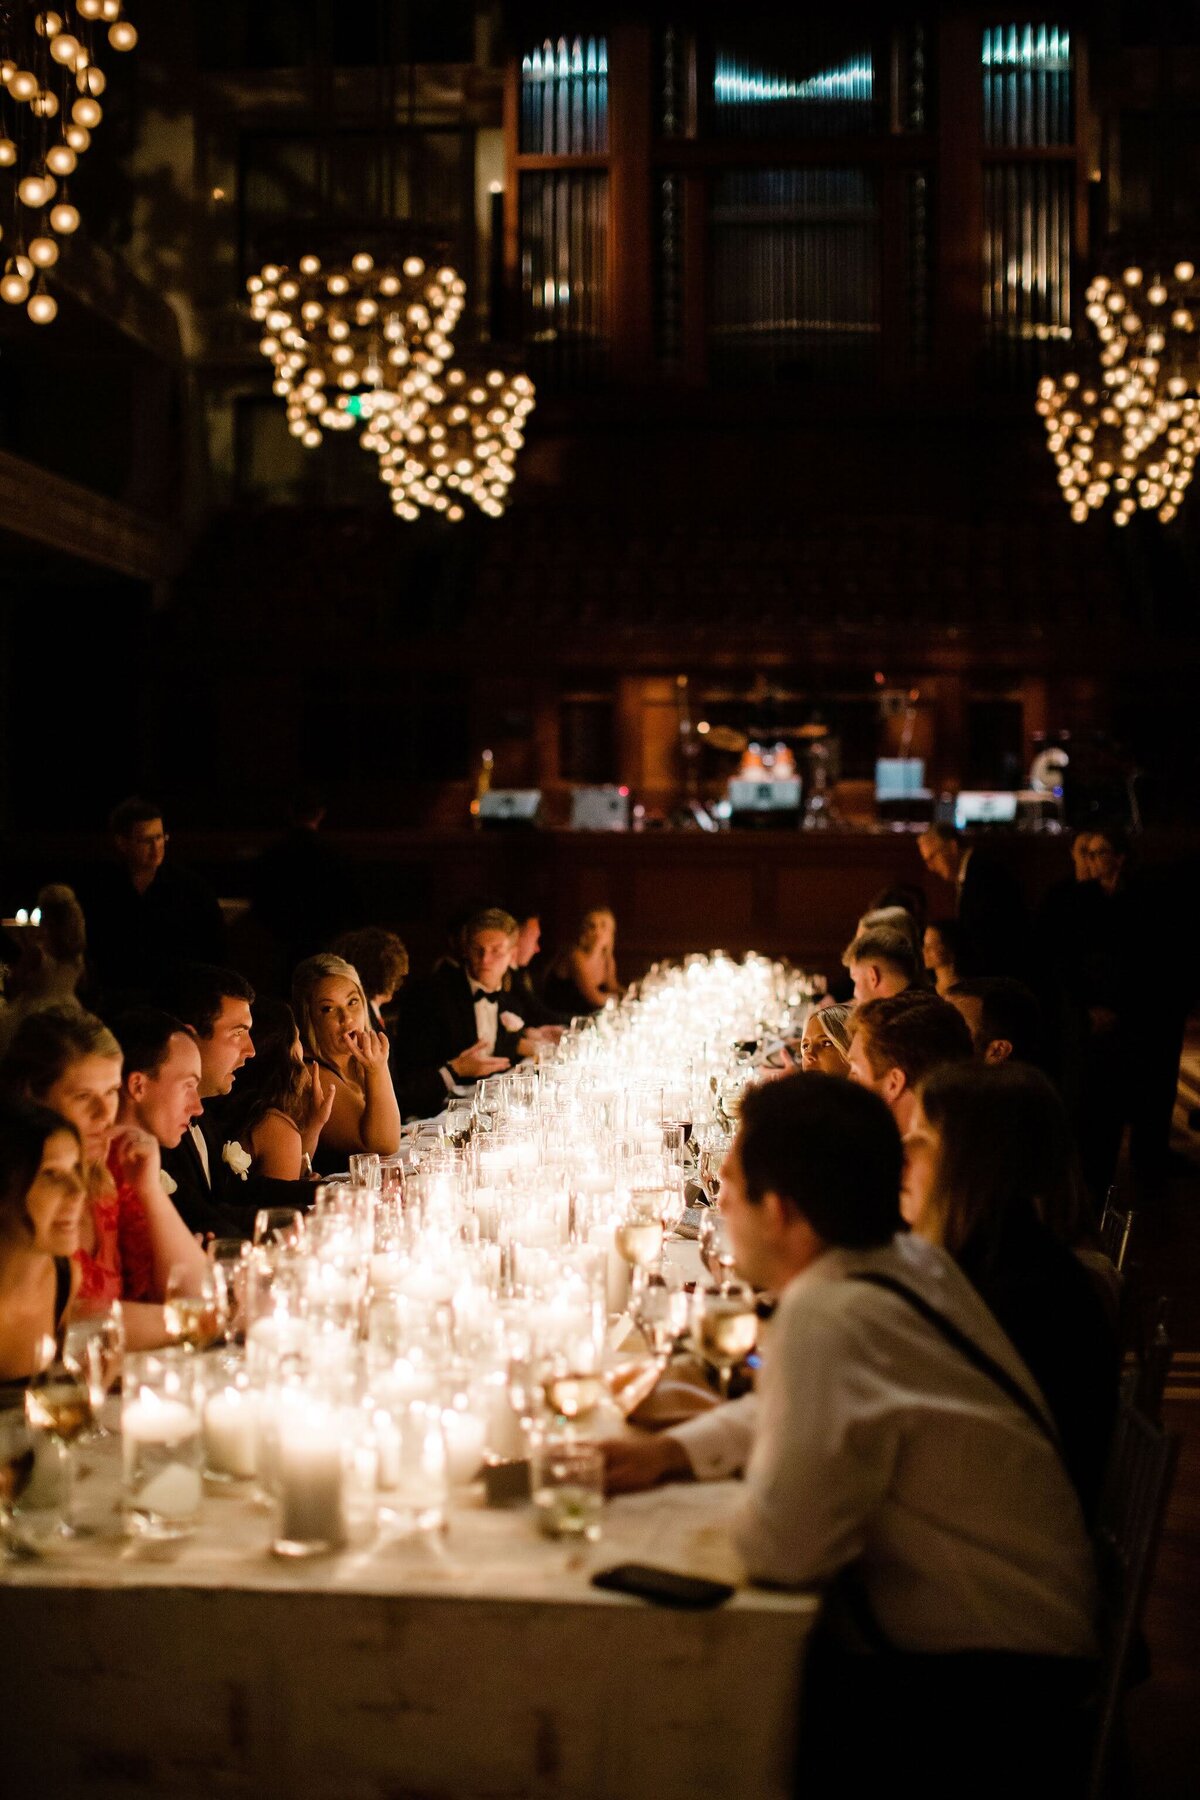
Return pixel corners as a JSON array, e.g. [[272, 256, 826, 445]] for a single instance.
[[122, 1350, 203, 1540]]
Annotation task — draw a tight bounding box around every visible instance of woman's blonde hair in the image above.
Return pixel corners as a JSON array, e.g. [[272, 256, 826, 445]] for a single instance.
[[291, 954, 369, 1064]]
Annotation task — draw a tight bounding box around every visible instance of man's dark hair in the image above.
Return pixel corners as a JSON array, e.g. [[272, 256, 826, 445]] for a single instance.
[[167, 964, 255, 1039], [737, 1074, 902, 1250], [853, 990, 974, 1085], [842, 925, 918, 986], [947, 978, 1043, 1065], [109, 795, 164, 837], [111, 1008, 192, 1080], [1091, 820, 1130, 859]]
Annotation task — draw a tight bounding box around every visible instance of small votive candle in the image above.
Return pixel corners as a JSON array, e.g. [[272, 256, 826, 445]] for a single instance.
[[274, 1400, 346, 1556]]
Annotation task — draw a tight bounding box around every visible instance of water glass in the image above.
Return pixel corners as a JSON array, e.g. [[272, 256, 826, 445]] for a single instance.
[[63, 1301, 125, 1436], [531, 1434, 604, 1541], [122, 1350, 203, 1539]]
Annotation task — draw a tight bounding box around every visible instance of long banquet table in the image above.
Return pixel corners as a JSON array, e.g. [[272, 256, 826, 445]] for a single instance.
[[1, 1412, 816, 1800]]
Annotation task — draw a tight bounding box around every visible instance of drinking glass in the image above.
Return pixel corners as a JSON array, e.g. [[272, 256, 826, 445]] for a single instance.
[[541, 1343, 607, 1429], [349, 1152, 381, 1189], [531, 1435, 604, 1541], [636, 1280, 690, 1362], [163, 1264, 227, 1352], [697, 1146, 726, 1207], [63, 1302, 125, 1438], [698, 1209, 739, 1290], [0, 1407, 35, 1557], [693, 1282, 758, 1400], [254, 1207, 305, 1250], [23, 1358, 92, 1541], [122, 1350, 203, 1539], [208, 1239, 251, 1341], [443, 1102, 474, 1150]]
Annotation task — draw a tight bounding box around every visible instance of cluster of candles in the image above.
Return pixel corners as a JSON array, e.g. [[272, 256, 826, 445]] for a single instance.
[[116, 954, 811, 1555]]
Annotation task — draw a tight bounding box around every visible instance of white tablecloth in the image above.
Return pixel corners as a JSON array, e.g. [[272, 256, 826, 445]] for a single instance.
[[1, 1417, 817, 1799]]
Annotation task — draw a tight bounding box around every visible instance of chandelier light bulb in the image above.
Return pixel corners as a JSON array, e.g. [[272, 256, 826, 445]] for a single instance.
[[81, 66, 107, 96], [49, 201, 80, 234], [78, 0, 103, 15], [0, 271, 29, 304], [9, 69, 38, 100], [101, 0, 120, 16], [108, 20, 137, 50], [27, 289, 57, 324], [28, 237, 58, 268], [18, 175, 50, 207], [50, 33, 80, 64], [72, 97, 102, 128], [0, 139, 16, 167], [64, 124, 90, 151], [46, 143, 77, 175], [1175, 262, 1195, 283]]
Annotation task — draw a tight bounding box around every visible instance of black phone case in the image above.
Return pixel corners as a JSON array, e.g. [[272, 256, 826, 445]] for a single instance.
[[591, 1562, 736, 1610]]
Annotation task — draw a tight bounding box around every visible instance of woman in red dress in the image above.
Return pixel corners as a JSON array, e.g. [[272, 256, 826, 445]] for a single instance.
[[1, 1008, 207, 1346]]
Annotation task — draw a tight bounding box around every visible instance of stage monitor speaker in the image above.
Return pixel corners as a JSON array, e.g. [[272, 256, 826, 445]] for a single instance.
[[478, 789, 542, 830], [570, 785, 630, 831], [728, 778, 802, 830]]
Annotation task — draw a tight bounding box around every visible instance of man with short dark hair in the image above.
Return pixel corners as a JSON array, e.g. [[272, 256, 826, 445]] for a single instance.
[[157, 964, 302, 1237], [113, 1008, 204, 1152], [846, 989, 973, 1131], [393, 909, 534, 1096], [604, 1074, 1097, 1791], [841, 925, 917, 1001], [947, 976, 1043, 1066], [83, 796, 227, 1000]]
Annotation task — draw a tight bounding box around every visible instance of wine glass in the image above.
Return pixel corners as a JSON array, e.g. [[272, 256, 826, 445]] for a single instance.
[[24, 1358, 93, 1539], [0, 1407, 35, 1558], [163, 1265, 227, 1352], [697, 1146, 726, 1207], [208, 1239, 250, 1341], [253, 1207, 304, 1250], [636, 1279, 690, 1364], [693, 1281, 759, 1400], [62, 1302, 125, 1439], [443, 1102, 474, 1150], [697, 1209, 739, 1291], [615, 1196, 665, 1321]]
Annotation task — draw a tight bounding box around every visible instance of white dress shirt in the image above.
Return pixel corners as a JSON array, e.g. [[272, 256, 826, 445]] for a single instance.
[[470, 983, 501, 1053], [678, 1234, 1098, 1658], [189, 1121, 211, 1188]]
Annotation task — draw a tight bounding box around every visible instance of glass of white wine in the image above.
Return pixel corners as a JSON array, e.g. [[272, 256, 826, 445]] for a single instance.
[[23, 1358, 93, 1540], [63, 1301, 125, 1438], [697, 1209, 740, 1291], [163, 1265, 227, 1353], [615, 1195, 666, 1323], [693, 1281, 759, 1400]]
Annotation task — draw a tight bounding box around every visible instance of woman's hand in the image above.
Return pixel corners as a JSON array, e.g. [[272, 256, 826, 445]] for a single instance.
[[349, 1025, 390, 1073], [299, 1061, 337, 1153], [108, 1124, 163, 1197]]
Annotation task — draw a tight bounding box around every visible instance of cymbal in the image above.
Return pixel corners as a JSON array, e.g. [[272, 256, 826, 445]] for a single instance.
[[703, 726, 748, 754]]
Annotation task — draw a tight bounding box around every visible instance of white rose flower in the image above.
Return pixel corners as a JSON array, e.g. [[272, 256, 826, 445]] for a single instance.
[[160, 1169, 177, 1197], [500, 1012, 524, 1034], [222, 1140, 252, 1180]]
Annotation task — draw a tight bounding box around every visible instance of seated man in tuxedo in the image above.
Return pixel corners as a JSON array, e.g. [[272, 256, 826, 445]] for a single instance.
[[393, 909, 540, 1097], [504, 910, 570, 1032], [157, 964, 309, 1238], [841, 925, 917, 1002]]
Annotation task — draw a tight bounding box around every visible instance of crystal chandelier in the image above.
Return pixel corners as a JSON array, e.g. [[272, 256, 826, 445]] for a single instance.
[[1037, 258, 1200, 525], [0, 2, 137, 324], [248, 251, 535, 519], [247, 252, 466, 448], [363, 363, 536, 521]]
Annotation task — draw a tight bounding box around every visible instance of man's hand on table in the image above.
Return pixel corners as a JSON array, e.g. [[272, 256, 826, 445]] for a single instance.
[[600, 1432, 693, 1495]]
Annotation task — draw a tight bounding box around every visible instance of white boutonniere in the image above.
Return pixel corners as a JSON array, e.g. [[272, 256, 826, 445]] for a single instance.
[[500, 1011, 524, 1034], [222, 1140, 252, 1180], [160, 1169, 177, 1197]]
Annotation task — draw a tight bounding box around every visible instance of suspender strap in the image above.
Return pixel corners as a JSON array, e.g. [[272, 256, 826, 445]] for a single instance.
[[847, 1271, 1062, 1453]]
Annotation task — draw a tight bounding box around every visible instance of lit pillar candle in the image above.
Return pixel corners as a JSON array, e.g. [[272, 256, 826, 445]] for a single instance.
[[441, 1404, 487, 1485], [587, 1223, 631, 1316], [275, 1403, 346, 1551], [203, 1387, 259, 1480], [123, 1395, 203, 1527]]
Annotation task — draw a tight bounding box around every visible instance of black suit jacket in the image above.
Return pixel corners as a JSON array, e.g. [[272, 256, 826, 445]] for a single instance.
[[160, 1110, 311, 1241], [956, 848, 1029, 979], [392, 963, 524, 1081]]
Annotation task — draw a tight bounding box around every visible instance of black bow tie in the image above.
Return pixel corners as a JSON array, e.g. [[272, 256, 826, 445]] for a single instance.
[[472, 988, 503, 1002]]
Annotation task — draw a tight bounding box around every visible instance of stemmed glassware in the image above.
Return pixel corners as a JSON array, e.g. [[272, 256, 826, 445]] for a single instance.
[[163, 1264, 227, 1352], [254, 1207, 305, 1250], [0, 1407, 35, 1557], [23, 1355, 93, 1539], [697, 1209, 739, 1291], [693, 1281, 759, 1400], [63, 1301, 125, 1438]]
